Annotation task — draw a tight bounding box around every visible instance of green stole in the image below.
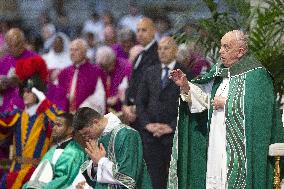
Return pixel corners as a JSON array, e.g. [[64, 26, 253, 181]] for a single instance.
[[90, 124, 153, 189], [168, 55, 284, 189]]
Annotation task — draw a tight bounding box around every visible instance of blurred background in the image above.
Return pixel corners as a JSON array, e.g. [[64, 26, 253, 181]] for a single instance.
[[0, 0, 283, 104]]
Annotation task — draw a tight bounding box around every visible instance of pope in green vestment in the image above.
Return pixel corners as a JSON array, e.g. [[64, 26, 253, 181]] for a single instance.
[[168, 30, 284, 189], [73, 107, 153, 189]]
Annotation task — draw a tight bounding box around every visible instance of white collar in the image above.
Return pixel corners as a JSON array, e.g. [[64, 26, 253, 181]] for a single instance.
[[161, 60, 176, 70], [25, 103, 40, 116], [56, 137, 73, 147], [144, 39, 156, 51], [74, 60, 86, 68], [102, 112, 122, 134]]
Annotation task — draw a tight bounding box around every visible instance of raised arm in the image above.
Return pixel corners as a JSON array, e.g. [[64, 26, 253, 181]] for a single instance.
[[170, 69, 209, 112], [169, 69, 190, 93], [84, 128, 146, 188], [32, 87, 63, 122]]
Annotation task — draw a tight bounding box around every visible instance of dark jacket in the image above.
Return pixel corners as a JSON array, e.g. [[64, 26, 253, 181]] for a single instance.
[[125, 41, 159, 105], [136, 61, 190, 144]]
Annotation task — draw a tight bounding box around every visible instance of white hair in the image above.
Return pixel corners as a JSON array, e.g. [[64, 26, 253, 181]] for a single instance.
[[176, 43, 189, 63], [227, 30, 248, 51], [71, 38, 88, 51], [96, 46, 116, 65]]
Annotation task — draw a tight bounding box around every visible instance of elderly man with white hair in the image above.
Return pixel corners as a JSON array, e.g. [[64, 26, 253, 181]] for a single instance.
[[95, 46, 132, 113], [169, 30, 284, 189], [112, 28, 136, 59], [55, 38, 105, 114]]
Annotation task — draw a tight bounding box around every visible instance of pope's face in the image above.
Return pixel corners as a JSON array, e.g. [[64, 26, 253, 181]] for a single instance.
[[219, 33, 243, 67]]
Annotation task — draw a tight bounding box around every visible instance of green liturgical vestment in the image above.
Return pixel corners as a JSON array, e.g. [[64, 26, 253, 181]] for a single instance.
[[23, 139, 88, 189], [168, 54, 284, 189], [81, 116, 153, 189]]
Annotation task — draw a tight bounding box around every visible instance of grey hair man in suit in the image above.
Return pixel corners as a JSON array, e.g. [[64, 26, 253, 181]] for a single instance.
[[136, 36, 191, 189]]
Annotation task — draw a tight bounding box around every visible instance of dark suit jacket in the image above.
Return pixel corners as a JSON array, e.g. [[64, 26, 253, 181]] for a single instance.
[[136, 62, 190, 144], [125, 41, 159, 105]]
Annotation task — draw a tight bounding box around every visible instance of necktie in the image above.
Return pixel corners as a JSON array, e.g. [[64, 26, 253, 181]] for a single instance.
[[161, 66, 169, 88]]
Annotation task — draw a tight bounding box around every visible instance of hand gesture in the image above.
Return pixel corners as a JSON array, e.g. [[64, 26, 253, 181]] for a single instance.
[[76, 181, 86, 189], [145, 123, 158, 134], [122, 105, 136, 123], [146, 123, 173, 138], [153, 124, 173, 138], [85, 139, 106, 166], [31, 87, 46, 102], [212, 96, 227, 110], [169, 69, 189, 92]]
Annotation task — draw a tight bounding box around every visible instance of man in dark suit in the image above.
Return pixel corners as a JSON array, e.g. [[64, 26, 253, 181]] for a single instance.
[[123, 17, 159, 125], [136, 36, 191, 189]]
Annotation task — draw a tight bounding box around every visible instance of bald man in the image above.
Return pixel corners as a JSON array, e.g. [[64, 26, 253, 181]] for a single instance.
[[123, 17, 160, 125], [0, 28, 38, 111], [136, 36, 190, 189], [0, 28, 39, 175], [55, 38, 105, 114], [169, 30, 284, 188]]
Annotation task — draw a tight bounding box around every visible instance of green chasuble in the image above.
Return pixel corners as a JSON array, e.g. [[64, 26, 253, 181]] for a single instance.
[[168, 54, 284, 189], [23, 139, 88, 189], [82, 123, 153, 189]]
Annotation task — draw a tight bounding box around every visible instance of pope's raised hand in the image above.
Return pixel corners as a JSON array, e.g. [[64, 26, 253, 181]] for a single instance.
[[169, 69, 190, 92]]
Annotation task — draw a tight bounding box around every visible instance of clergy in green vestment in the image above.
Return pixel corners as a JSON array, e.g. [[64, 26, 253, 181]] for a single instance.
[[168, 30, 284, 189], [23, 113, 88, 189], [73, 107, 153, 189]]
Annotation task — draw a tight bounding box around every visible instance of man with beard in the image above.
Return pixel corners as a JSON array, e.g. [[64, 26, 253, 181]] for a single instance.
[[24, 113, 87, 189]]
